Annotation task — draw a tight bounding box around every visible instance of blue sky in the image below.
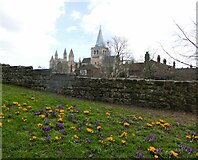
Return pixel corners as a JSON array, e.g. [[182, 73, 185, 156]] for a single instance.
[[0, 0, 197, 68]]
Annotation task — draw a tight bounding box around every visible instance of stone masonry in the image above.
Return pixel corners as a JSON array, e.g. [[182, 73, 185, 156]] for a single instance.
[[2, 64, 197, 114]]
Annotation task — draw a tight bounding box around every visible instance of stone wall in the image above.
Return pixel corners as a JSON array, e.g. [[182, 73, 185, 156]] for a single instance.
[[1, 64, 197, 113]]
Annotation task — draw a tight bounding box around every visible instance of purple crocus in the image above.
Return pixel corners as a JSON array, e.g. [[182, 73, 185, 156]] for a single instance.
[[77, 128, 81, 131], [136, 152, 143, 158], [42, 126, 51, 131], [59, 129, 65, 134], [46, 135, 51, 140], [86, 138, 91, 143], [51, 110, 56, 116], [145, 134, 156, 142], [43, 119, 49, 124], [34, 111, 41, 115], [155, 148, 162, 153], [7, 105, 12, 108], [58, 104, 63, 109], [186, 147, 193, 153], [192, 132, 196, 136], [56, 122, 63, 128], [95, 120, 100, 125], [76, 108, 81, 112]]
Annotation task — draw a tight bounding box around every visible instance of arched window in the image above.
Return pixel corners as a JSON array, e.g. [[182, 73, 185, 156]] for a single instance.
[[97, 50, 98, 54], [94, 50, 96, 54]]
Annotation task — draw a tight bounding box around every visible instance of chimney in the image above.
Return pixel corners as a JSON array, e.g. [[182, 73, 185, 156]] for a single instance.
[[145, 51, 150, 62], [163, 59, 166, 65], [173, 61, 175, 68], [157, 55, 160, 63]]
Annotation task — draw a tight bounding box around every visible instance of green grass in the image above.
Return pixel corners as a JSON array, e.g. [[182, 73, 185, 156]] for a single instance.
[[1, 84, 197, 158]]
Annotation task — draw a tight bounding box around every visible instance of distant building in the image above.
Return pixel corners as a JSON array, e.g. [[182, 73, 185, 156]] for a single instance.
[[76, 26, 116, 77], [49, 49, 77, 74]]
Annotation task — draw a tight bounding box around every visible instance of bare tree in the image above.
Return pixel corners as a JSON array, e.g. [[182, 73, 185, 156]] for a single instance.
[[106, 36, 133, 77], [161, 21, 197, 68]]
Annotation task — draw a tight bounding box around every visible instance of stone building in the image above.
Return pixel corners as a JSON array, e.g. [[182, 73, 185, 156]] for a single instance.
[[49, 48, 76, 74], [76, 26, 116, 77]]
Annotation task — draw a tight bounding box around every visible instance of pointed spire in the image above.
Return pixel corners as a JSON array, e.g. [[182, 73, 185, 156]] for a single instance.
[[63, 48, 67, 60], [69, 49, 74, 62], [55, 50, 58, 59], [50, 55, 54, 62], [69, 49, 74, 57], [95, 25, 106, 47]]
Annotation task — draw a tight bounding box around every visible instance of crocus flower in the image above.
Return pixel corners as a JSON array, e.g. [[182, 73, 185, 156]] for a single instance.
[[46, 135, 51, 140], [55, 136, 59, 140], [84, 110, 89, 114], [121, 140, 126, 144], [56, 122, 63, 128], [136, 152, 143, 158], [12, 102, 18, 105], [155, 148, 162, 153], [51, 110, 56, 115], [186, 147, 193, 153], [75, 108, 81, 112], [74, 135, 79, 139], [59, 129, 65, 134], [121, 132, 127, 137], [86, 138, 91, 143], [97, 126, 102, 131], [35, 111, 41, 115], [58, 104, 63, 109], [123, 122, 130, 127], [95, 120, 100, 125], [86, 128, 94, 133], [147, 123, 153, 127], [107, 135, 114, 142], [169, 151, 178, 158], [42, 126, 51, 131]]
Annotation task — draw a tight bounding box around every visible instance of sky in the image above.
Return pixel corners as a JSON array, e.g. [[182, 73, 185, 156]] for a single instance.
[[0, 0, 197, 69]]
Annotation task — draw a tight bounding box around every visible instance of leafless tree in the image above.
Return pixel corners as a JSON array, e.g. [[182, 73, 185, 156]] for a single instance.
[[161, 21, 197, 68], [106, 36, 133, 77]]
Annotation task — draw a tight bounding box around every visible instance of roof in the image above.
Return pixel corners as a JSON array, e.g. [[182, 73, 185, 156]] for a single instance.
[[95, 26, 106, 47], [82, 58, 91, 64]]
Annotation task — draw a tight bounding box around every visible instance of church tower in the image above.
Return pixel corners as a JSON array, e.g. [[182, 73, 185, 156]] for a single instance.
[[91, 26, 109, 65], [63, 48, 67, 60], [69, 49, 74, 62]]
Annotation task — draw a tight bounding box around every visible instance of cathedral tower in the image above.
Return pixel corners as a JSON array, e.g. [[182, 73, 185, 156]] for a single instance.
[[91, 26, 109, 65], [63, 48, 67, 60]]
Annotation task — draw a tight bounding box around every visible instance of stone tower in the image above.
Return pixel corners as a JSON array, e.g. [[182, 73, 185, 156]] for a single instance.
[[63, 48, 67, 60], [49, 48, 76, 74], [91, 26, 109, 65]]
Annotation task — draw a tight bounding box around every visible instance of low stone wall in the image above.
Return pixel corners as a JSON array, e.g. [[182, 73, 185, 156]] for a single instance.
[[2, 64, 197, 113], [73, 77, 197, 113]]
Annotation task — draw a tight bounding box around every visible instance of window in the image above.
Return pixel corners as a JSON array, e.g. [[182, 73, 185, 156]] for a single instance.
[[80, 70, 87, 75], [97, 50, 98, 54], [94, 50, 96, 54]]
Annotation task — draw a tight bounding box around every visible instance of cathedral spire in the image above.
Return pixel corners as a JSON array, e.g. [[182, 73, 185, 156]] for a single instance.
[[95, 25, 106, 47], [63, 48, 67, 60], [55, 50, 58, 59]]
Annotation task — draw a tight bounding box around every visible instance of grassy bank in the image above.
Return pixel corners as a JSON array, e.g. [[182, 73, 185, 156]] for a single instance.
[[1, 84, 197, 158]]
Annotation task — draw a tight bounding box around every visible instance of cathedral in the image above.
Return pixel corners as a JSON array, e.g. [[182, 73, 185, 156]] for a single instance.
[[49, 26, 112, 74], [49, 48, 76, 74]]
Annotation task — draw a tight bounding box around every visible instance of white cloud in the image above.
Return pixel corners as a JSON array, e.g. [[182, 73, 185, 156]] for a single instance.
[[66, 25, 77, 32], [70, 10, 81, 20], [81, 0, 197, 67], [0, 0, 66, 68]]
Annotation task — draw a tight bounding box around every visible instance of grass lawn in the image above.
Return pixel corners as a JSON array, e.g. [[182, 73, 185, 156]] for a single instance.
[[1, 84, 197, 158]]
